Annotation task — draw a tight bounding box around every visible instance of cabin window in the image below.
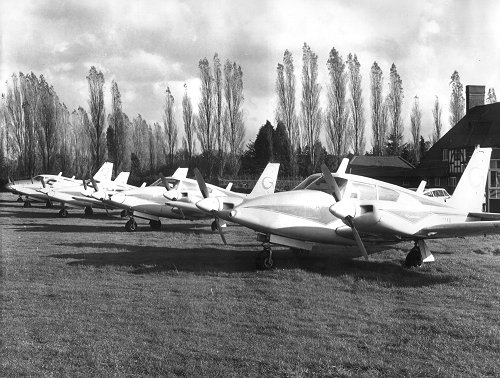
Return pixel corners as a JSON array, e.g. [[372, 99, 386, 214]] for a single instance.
[[350, 182, 377, 200], [378, 186, 400, 202]]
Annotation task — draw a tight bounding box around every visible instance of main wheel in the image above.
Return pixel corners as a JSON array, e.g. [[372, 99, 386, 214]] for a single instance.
[[211, 220, 217, 232], [23, 201, 31, 208], [84, 206, 94, 216], [256, 248, 274, 270], [125, 219, 138, 232], [59, 209, 68, 218], [45, 200, 53, 208], [17, 197, 24, 203], [120, 210, 128, 218], [149, 220, 161, 230], [404, 246, 423, 268]]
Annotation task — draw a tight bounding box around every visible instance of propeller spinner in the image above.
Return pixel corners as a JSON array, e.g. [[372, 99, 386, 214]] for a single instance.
[[321, 164, 368, 260]]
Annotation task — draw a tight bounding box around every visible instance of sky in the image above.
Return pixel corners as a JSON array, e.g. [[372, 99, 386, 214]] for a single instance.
[[1, 0, 499, 151]]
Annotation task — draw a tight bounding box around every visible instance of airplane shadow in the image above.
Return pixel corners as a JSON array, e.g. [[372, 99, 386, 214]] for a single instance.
[[48, 241, 457, 287], [11, 221, 214, 234]]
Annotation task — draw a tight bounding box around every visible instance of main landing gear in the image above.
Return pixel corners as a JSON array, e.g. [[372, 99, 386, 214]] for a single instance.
[[58, 209, 68, 218], [256, 242, 274, 270], [125, 217, 138, 232], [84, 206, 93, 216], [404, 240, 435, 268], [45, 200, 53, 208], [23, 201, 32, 208]]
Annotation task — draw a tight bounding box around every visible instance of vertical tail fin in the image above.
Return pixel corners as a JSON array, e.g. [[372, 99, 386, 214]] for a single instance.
[[114, 172, 130, 184], [447, 147, 491, 212], [248, 163, 280, 198], [92, 162, 114, 182], [172, 168, 188, 179]]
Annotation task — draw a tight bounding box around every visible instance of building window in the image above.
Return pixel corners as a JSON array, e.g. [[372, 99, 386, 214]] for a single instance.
[[489, 160, 500, 199], [442, 149, 448, 162], [448, 177, 457, 187], [448, 148, 467, 174], [434, 177, 441, 187]]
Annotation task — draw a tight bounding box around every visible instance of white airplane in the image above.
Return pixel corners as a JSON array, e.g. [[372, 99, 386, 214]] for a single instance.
[[98, 163, 280, 236], [196, 147, 500, 270], [5, 162, 113, 208], [35, 163, 135, 217]]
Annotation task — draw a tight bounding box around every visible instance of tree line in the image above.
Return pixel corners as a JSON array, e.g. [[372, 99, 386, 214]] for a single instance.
[[1, 44, 497, 186]]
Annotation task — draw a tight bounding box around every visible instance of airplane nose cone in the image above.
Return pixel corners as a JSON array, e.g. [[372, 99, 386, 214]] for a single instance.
[[4, 182, 14, 192], [111, 192, 126, 204], [196, 197, 220, 213]]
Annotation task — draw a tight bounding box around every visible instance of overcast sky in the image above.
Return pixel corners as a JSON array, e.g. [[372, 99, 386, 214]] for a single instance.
[[2, 0, 499, 151]]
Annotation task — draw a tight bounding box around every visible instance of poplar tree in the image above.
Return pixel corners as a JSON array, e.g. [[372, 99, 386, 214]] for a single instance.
[[387, 63, 404, 156], [410, 96, 422, 163], [370, 62, 386, 156], [163, 86, 178, 166], [432, 96, 443, 144], [449, 70, 464, 127], [182, 83, 195, 160], [347, 53, 365, 155], [86, 66, 106, 172], [300, 43, 322, 170], [325, 46, 349, 162]]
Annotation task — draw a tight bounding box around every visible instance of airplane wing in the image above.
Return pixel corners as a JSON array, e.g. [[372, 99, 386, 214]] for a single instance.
[[416, 221, 500, 238]]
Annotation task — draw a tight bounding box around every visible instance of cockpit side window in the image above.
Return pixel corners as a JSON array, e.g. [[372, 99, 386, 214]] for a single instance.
[[350, 182, 377, 200], [378, 186, 400, 201]]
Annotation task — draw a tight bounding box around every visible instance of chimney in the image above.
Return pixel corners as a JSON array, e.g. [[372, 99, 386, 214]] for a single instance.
[[466, 85, 485, 112]]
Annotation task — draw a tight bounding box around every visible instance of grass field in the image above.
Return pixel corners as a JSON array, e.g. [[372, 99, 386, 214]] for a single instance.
[[1, 192, 499, 377]]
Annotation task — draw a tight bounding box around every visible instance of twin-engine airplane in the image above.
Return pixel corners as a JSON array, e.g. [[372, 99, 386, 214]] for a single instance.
[[36, 163, 135, 217], [196, 147, 500, 270], [5, 162, 114, 209], [95, 163, 280, 236]]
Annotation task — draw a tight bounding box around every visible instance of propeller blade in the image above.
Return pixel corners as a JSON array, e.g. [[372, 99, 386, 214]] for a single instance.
[[90, 178, 99, 192], [321, 164, 342, 202], [30, 177, 34, 184], [82, 179, 88, 191], [193, 168, 210, 199], [345, 216, 368, 260], [215, 218, 227, 245], [41, 178, 46, 189], [159, 173, 172, 190]]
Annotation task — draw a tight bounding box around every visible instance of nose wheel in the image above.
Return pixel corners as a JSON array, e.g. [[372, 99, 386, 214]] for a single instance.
[[125, 218, 138, 232], [256, 243, 274, 270]]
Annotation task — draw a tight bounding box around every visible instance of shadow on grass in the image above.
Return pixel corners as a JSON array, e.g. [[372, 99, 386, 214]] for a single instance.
[[48, 241, 457, 287], [12, 221, 214, 234]]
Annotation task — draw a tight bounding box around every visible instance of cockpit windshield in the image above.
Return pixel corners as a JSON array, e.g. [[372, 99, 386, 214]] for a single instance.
[[293, 174, 322, 190], [305, 175, 348, 196]]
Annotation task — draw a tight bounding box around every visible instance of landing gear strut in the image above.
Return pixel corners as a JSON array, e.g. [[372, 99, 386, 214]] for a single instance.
[[125, 217, 138, 232], [256, 242, 274, 270], [149, 220, 161, 230]]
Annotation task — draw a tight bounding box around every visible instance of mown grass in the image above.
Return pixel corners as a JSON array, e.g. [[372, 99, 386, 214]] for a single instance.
[[1, 194, 499, 377]]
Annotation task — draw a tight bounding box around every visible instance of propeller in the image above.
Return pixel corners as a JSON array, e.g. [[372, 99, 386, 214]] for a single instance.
[[41, 178, 46, 188], [193, 168, 227, 245], [160, 173, 181, 201], [89, 178, 107, 200], [321, 164, 368, 260]]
